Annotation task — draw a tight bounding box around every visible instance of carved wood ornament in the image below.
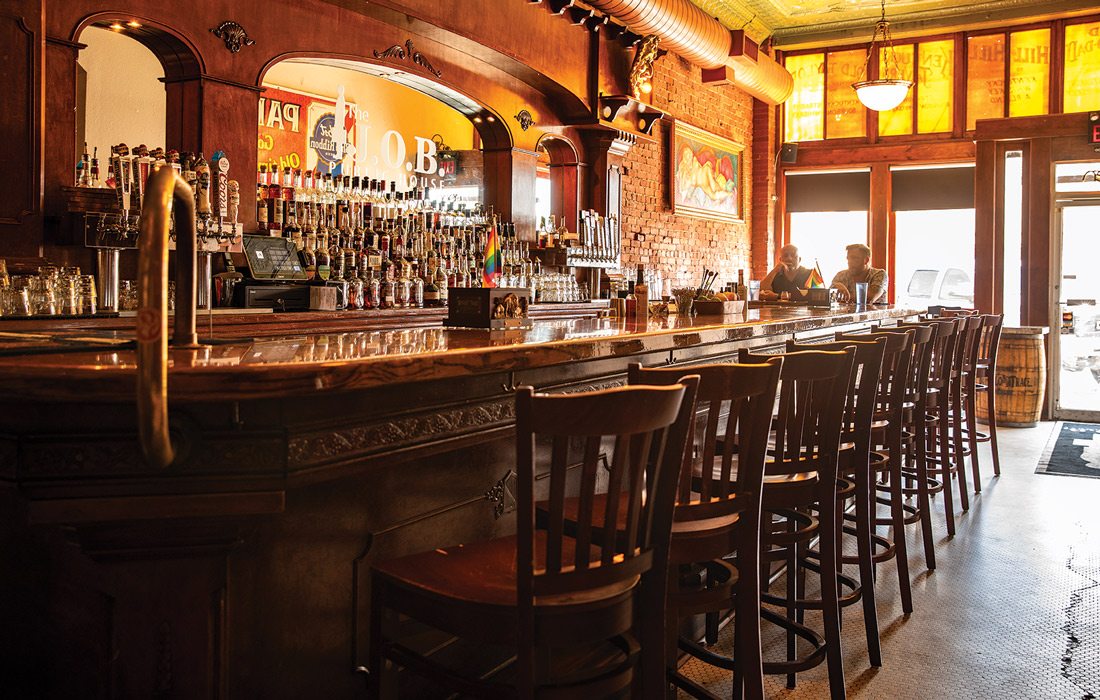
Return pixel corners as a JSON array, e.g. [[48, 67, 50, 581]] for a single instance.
[[514, 110, 535, 131], [210, 21, 255, 53], [372, 39, 441, 78]]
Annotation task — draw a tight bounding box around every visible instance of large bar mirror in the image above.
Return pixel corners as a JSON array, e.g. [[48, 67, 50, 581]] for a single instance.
[[75, 23, 167, 185], [260, 58, 487, 207]]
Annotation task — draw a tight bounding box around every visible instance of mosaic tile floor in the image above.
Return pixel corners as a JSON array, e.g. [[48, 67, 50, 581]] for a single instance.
[[678, 423, 1100, 699]]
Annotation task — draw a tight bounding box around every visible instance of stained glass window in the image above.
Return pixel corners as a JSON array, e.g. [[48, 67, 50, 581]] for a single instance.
[[1008, 28, 1050, 117], [1064, 21, 1100, 113], [917, 40, 953, 133], [826, 50, 867, 138], [878, 44, 914, 136], [785, 53, 825, 142], [966, 34, 1005, 130]]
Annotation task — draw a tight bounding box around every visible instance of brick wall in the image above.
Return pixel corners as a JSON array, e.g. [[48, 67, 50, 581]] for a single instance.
[[620, 53, 756, 291]]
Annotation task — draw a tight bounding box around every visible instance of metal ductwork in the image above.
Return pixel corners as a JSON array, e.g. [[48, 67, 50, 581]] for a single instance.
[[585, 0, 794, 105]]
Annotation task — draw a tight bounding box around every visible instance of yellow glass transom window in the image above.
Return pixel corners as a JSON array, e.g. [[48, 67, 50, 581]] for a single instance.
[[1064, 21, 1100, 113], [878, 44, 914, 136], [967, 34, 1005, 130], [826, 49, 867, 139], [785, 53, 825, 142], [1009, 28, 1050, 117], [917, 40, 953, 133]]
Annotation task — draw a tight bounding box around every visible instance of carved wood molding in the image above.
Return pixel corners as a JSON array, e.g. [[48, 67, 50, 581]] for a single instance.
[[288, 398, 514, 468], [372, 39, 441, 78], [209, 21, 254, 54], [18, 431, 285, 477]]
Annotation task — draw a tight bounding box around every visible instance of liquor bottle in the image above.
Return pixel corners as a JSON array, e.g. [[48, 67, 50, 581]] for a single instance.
[[410, 258, 425, 308], [257, 181, 268, 230], [365, 269, 381, 310], [633, 266, 649, 325], [79, 143, 92, 187], [284, 201, 302, 250], [90, 147, 101, 188], [300, 230, 317, 281], [316, 229, 331, 281], [423, 263, 442, 308]]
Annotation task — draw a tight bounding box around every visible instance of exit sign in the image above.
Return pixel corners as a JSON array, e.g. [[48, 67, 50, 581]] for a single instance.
[[1091, 112, 1100, 144]]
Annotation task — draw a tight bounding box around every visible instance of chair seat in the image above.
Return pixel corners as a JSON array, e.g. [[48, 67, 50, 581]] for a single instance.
[[375, 533, 638, 612]]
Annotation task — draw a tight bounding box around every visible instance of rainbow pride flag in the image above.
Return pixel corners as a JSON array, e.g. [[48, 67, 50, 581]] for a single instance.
[[482, 220, 500, 288], [804, 260, 826, 289]]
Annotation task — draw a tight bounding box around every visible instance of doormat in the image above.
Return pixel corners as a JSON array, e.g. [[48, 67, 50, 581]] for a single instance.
[[1037, 422, 1100, 478]]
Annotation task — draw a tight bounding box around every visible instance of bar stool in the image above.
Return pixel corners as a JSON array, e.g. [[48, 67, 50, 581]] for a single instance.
[[625, 360, 783, 700], [737, 347, 856, 700], [786, 336, 888, 668], [952, 315, 986, 494], [368, 380, 698, 699], [974, 314, 1005, 477], [899, 318, 967, 534]]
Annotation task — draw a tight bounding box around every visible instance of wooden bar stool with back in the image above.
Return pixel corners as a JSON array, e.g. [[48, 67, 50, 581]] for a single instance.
[[368, 378, 699, 698]]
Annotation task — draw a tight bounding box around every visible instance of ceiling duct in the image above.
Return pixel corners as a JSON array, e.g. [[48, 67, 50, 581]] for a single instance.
[[584, 0, 793, 105]]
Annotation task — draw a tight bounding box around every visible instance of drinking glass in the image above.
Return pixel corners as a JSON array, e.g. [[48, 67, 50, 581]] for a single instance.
[[854, 282, 869, 307]]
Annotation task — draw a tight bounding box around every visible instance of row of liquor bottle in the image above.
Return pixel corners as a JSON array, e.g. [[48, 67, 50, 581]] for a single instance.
[[256, 166, 478, 235], [287, 232, 544, 311]]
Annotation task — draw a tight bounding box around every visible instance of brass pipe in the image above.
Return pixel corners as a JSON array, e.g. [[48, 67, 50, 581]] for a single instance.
[[136, 166, 200, 469]]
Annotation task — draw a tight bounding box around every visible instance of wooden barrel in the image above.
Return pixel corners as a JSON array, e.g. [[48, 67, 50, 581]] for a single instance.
[[981, 326, 1049, 427]]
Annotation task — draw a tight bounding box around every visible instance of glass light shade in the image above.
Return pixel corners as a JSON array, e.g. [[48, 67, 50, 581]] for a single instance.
[[852, 79, 913, 111]]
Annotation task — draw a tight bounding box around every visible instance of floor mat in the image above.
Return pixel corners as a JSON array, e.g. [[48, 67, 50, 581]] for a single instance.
[[1038, 422, 1100, 479]]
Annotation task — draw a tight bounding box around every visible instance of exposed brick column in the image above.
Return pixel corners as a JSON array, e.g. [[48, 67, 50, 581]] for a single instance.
[[750, 98, 777, 279]]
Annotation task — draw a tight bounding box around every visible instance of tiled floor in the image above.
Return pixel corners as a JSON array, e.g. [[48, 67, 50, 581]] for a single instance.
[[680, 423, 1100, 699]]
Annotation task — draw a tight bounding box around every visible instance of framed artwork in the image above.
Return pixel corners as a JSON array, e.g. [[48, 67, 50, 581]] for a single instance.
[[669, 120, 744, 222]]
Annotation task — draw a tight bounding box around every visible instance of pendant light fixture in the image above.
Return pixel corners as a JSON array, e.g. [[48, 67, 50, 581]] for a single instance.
[[852, 0, 913, 112]]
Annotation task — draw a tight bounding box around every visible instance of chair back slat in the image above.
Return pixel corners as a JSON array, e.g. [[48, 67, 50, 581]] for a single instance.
[[979, 314, 1004, 367], [545, 434, 569, 574], [739, 348, 856, 479], [900, 319, 956, 396], [836, 329, 913, 423], [788, 337, 886, 459], [574, 435, 602, 570], [516, 380, 697, 600], [627, 360, 783, 523]]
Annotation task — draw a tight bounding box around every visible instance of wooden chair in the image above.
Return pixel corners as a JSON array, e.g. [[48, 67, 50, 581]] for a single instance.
[[626, 359, 783, 700], [899, 318, 967, 534], [787, 336, 888, 668], [951, 315, 986, 494], [835, 329, 918, 608], [737, 347, 856, 700], [368, 379, 698, 699], [974, 314, 1004, 477]]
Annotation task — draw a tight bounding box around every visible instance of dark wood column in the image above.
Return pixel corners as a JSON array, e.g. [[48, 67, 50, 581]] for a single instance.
[[200, 76, 264, 231], [581, 129, 635, 228], [483, 146, 539, 240], [973, 139, 999, 314], [1024, 136, 1052, 327], [44, 35, 83, 247], [0, 1, 44, 259], [869, 163, 891, 301]]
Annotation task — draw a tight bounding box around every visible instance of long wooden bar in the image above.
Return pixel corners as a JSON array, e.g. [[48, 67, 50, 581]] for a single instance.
[[0, 305, 913, 697]]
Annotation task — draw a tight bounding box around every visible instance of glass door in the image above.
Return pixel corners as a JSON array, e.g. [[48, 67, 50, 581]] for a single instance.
[[1053, 200, 1100, 421]]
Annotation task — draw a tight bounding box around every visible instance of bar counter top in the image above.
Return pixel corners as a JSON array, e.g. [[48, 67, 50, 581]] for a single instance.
[[1, 304, 912, 402]]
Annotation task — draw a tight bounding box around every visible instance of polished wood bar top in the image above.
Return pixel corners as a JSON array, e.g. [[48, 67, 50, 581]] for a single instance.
[[0, 305, 913, 402]]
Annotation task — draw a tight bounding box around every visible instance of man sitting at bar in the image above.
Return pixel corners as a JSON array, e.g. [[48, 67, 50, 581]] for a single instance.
[[759, 244, 812, 301], [830, 243, 888, 303]]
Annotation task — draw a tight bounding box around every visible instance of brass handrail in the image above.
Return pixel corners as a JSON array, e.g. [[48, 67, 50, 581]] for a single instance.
[[136, 166, 200, 469]]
